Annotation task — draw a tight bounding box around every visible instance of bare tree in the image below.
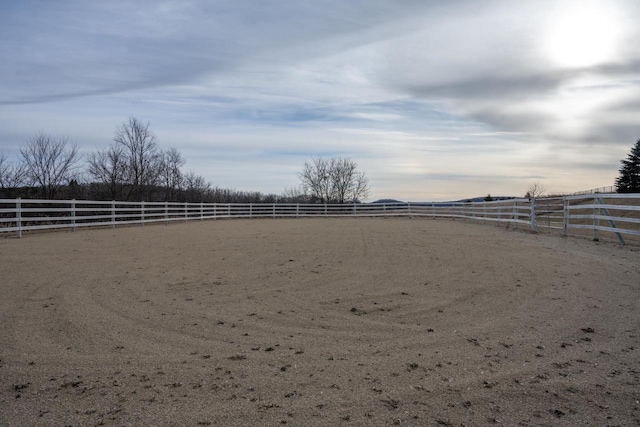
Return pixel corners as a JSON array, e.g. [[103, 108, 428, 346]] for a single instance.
[[87, 144, 129, 200], [182, 169, 212, 202], [300, 157, 332, 203], [282, 185, 311, 203], [114, 117, 161, 201], [20, 133, 81, 199], [0, 152, 26, 193], [160, 147, 185, 202], [524, 182, 546, 198], [299, 157, 370, 203], [332, 157, 369, 203]]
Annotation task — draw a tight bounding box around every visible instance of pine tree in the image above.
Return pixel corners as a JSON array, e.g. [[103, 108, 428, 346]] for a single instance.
[[616, 139, 640, 193]]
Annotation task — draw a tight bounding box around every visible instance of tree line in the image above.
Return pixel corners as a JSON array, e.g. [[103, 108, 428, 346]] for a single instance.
[[0, 117, 370, 203]]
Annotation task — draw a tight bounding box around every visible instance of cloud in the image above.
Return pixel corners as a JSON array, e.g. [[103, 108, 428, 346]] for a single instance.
[[0, 0, 435, 105], [395, 66, 640, 145], [1, 0, 639, 200], [361, 1, 640, 145]]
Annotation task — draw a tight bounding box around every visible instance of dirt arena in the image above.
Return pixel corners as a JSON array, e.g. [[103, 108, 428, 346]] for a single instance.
[[1, 218, 639, 426]]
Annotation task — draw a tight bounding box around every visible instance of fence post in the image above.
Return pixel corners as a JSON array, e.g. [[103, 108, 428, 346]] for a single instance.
[[213, 203, 217, 220], [184, 203, 188, 222], [296, 204, 299, 218], [513, 201, 518, 229], [273, 204, 276, 219], [325, 204, 327, 216], [165, 201, 169, 225], [141, 201, 145, 227], [16, 198, 22, 238], [71, 199, 76, 232], [408, 202, 412, 218], [562, 197, 569, 236], [593, 195, 599, 241], [353, 203, 357, 216], [227, 203, 231, 218], [111, 200, 116, 229], [483, 201, 486, 225], [200, 202, 204, 221], [530, 198, 536, 232], [250, 203, 253, 218], [432, 202, 435, 220]]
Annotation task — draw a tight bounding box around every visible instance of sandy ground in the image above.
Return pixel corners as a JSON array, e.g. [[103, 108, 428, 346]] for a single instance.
[[1, 218, 639, 426]]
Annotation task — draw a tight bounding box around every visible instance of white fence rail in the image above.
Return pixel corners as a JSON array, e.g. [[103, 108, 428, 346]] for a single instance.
[[1, 194, 639, 244], [570, 185, 617, 195]]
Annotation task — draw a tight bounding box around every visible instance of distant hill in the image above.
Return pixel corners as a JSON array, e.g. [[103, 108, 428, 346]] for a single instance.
[[370, 196, 516, 204], [371, 199, 405, 204], [453, 196, 516, 203]]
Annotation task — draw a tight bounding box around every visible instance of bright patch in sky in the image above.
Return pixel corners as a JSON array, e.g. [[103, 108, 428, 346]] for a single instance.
[[545, 4, 622, 68]]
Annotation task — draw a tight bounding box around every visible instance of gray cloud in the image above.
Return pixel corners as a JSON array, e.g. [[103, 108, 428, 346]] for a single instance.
[[0, 0, 440, 105], [423, 173, 545, 181], [401, 70, 571, 100], [398, 66, 640, 144]]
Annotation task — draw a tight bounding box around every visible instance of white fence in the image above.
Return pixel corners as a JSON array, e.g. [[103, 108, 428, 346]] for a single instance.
[[1, 194, 639, 244], [570, 185, 617, 195]]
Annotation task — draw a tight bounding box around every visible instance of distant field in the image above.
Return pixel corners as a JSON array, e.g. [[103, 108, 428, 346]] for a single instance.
[[1, 218, 639, 426]]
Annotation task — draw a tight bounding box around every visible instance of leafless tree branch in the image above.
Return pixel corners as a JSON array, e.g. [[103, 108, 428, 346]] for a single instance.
[[525, 182, 546, 198], [87, 144, 129, 200], [113, 117, 162, 201], [0, 152, 27, 192], [299, 157, 370, 203], [20, 132, 81, 199]]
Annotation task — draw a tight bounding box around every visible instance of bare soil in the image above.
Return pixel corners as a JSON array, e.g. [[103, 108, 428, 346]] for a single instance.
[[1, 218, 639, 426]]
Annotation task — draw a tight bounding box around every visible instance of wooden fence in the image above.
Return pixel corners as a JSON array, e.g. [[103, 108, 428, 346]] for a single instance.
[[1, 194, 639, 244]]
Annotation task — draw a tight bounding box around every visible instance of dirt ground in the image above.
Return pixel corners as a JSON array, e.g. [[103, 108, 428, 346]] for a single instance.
[[1, 218, 639, 426]]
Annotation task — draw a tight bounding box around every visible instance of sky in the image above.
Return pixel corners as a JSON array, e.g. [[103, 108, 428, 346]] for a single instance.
[[1, 0, 639, 201]]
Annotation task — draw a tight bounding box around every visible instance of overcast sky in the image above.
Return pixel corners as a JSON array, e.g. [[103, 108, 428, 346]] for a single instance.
[[1, 0, 639, 200]]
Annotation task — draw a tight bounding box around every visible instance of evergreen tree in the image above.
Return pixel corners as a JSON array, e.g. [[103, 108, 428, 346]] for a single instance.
[[616, 139, 640, 193]]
